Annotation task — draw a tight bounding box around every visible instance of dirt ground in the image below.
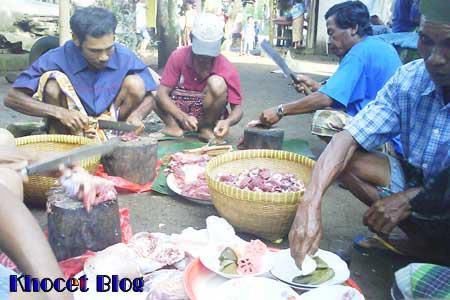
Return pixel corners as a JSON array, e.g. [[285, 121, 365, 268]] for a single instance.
[[0, 51, 414, 300]]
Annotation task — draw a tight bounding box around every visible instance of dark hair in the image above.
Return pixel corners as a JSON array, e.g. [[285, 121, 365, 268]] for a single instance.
[[70, 7, 118, 44], [325, 1, 372, 36]]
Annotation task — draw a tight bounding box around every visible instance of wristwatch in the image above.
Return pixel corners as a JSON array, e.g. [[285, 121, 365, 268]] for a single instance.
[[276, 104, 285, 119]]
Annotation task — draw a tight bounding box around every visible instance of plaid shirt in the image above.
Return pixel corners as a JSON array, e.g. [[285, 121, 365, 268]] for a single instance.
[[345, 59, 450, 179]]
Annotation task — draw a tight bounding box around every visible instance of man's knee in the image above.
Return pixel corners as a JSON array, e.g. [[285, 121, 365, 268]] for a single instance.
[[122, 75, 146, 100], [207, 75, 227, 98], [43, 79, 63, 103]]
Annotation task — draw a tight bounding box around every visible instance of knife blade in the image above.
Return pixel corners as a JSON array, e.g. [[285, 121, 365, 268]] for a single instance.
[[261, 40, 312, 95], [97, 119, 141, 132], [24, 138, 121, 176]]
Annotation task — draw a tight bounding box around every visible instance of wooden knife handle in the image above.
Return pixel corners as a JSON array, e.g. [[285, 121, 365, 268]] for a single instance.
[[290, 73, 312, 95]]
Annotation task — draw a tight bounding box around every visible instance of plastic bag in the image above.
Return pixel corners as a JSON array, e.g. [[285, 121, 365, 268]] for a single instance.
[[95, 161, 162, 193]]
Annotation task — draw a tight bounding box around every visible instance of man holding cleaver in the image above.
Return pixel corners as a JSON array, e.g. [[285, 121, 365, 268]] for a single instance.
[[258, 1, 403, 156]]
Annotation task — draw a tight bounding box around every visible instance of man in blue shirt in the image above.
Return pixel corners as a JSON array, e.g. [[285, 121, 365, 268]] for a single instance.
[[289, 0, 450, 265], [5, 7, 157, 139], [259, 1, 403, 155]]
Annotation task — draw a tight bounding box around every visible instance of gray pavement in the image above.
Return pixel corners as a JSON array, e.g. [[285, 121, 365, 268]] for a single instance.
[[0, 52, 412, 300]]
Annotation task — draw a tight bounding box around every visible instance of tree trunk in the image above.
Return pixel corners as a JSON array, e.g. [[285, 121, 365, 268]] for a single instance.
[[157, 0, 179, 68], [47, 188, 121, 261]]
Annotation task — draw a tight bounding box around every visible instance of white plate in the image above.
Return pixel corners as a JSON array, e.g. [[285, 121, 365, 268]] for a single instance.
[[199, 243, 274, 279], [166, 173, 213, 205], [299, 285, 364, 300], [216, 277, 301, 300], [270, 249, 350, 288]]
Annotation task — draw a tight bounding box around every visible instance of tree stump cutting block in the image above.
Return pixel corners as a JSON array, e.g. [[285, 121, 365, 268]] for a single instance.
[[243, 128, 285, 150], [47, 188, 121, 261], [101, 137, 158, 184]]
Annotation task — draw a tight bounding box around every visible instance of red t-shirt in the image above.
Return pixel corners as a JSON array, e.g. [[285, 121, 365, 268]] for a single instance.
[[160, 46, 242, 105]]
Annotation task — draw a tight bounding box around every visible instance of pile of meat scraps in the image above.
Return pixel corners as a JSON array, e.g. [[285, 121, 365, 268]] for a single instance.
[[59, 167, 117, 212], [82, 232, 187, 300], [217, 167, 305, 193], [165, 152, 211, 200]]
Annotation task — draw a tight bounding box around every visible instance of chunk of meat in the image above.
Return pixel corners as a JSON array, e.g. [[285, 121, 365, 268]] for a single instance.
[[59, 167, 117, 212], [217, 168, 305, 193]]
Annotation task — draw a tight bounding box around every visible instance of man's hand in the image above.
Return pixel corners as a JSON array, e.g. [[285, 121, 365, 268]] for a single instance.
[[214, 120, 230, 138], [259, 108, 281, 127], [288, 192, 322, 268], [363, 193, 412, 237], [126, 114, 145, 135], [57, 109, 89, 132], [180, 114, 198, 132], [293, 75, 321, 94]]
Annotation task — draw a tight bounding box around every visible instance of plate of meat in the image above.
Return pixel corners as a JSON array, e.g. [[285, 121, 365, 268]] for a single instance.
[[165, 152, 213, 205]]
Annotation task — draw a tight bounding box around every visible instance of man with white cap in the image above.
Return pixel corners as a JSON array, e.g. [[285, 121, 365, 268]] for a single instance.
[[156, 13, 243, 141]]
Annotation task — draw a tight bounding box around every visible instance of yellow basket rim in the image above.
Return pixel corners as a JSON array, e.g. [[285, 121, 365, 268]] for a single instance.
[[15, 134, 98, 146], [206, 149, 315, 202]]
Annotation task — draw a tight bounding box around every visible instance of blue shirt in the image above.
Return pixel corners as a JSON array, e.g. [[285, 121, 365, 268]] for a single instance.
[[319, 36, 403, 154], [345, 59, 450, 179], [289, 3, 305, 19], [13, 41, 157, 116], [392, 0, 421, 33]]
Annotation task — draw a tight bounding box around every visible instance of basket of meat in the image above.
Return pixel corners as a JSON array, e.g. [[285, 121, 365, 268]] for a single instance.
[[16, 134, 100, 206], [206, 149, 315, 241]]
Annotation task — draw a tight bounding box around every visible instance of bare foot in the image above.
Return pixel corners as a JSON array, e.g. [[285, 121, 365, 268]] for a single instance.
[[198, 128, 215, 142], [161, 126, 184, 137]]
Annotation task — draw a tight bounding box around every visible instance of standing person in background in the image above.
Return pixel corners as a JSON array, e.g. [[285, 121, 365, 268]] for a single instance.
[[136, 0, 150, 52], [241, 16, 256, 55], [290, 0, 305, 49], [183, 2, 197, 46], [392, 0, 421, 32]]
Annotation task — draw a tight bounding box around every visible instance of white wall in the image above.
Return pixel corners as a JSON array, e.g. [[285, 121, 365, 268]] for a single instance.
[[315, 0, 393, 54]]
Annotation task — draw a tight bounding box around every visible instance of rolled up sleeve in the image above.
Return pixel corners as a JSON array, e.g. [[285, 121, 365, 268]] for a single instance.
[[344, 74, 401, 151], [319, 54, 364, 109], [160, 51, 181, 88]]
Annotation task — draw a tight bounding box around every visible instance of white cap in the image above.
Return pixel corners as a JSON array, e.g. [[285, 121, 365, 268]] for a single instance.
[[191, 13, 224, 57]]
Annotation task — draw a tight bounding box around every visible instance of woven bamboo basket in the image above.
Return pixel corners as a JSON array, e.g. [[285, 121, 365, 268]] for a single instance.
[[15, 135, 100, 206], [206, 149, 315, 241]]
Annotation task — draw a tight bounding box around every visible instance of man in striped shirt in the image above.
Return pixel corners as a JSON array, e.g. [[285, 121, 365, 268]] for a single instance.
[[289, 0, 450, 266]]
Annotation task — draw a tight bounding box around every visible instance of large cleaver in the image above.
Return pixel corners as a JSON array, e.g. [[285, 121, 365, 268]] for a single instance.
[[23, 138, 121, 176], [261, 40, 312, 95], [96, 119, 141, 133]]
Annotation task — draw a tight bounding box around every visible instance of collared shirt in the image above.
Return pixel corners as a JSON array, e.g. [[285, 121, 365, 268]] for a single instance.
[[160, 46, 242, 105], [13, 41, 157, 116], [319, 36, 403, 154], [345, 59, 450, 179]]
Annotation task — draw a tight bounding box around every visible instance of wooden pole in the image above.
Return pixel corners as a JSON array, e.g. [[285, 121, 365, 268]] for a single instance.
[[59, 0, 71, 46], [306, 0, 318, 50], [268, 0, 275, 45], [157, 0, 178, 68]]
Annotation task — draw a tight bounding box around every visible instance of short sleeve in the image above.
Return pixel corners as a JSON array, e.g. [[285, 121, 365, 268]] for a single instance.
[[319, 54, 364, 109], [133, 67, 157, 92], [225, 69, 242, 105], [12, 52, 52, 92], [344, 73, 401, 151], [160, 50, 182, 88]]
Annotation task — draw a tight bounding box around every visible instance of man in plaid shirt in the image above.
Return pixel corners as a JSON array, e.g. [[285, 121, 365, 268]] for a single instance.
[[289, 0, 450, 266]]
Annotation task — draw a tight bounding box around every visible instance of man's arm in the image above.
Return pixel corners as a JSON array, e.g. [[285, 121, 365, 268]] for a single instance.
[[214, 103, 243, 138], [289, 130, 360, 266], [0, 176, 73, 300], [5, 88, 88, 132], [259, 92, 333, 126], [5, 88, 65, 119], [156, 84, 198, 131]]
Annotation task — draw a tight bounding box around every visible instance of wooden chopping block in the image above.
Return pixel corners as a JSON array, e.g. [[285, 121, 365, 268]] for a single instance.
[[47, 188, 121, 261], [243, 127, 285, 150], [101, 137, 158, 184]]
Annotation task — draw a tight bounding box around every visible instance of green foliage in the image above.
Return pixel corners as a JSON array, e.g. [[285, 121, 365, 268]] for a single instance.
[[95, 0, 139, 51]]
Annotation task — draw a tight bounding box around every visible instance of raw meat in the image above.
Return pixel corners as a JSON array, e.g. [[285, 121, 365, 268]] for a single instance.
[[144, 270, 187, 300], [165, 153, 211, 200], [84, 243, 141, 278], [59, 167, 117, 212], [217, 168, 305, 193]]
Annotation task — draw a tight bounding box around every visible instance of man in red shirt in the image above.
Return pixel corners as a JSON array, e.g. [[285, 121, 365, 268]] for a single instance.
[[156, 13, 243, 142]]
